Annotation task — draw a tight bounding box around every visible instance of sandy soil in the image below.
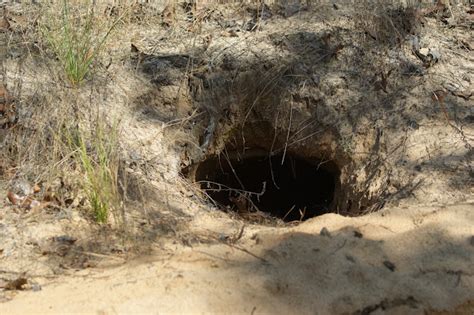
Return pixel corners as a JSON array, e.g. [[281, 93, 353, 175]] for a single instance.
[[2, 202, 474, 314], [1, 1, 473, 314]]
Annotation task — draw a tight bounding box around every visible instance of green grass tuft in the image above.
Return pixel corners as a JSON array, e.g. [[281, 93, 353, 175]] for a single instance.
[[42, 0, 121, 86], [66, 120, 121, 223]]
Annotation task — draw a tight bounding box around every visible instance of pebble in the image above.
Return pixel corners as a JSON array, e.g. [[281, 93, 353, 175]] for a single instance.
[[31, 283, 42, 292]]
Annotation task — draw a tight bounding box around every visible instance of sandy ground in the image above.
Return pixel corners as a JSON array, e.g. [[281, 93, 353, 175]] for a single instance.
[[2, 202, 474, 314], [1, 1, 474, 314]]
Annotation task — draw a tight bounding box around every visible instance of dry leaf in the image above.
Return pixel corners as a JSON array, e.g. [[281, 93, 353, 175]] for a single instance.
[[33, 184, 41, 193], [0, 84, 6, 95], [7, 191, 19, 205]]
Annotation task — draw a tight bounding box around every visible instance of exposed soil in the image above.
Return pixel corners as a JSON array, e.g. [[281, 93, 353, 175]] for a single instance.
[[1, 1, 473, 314]]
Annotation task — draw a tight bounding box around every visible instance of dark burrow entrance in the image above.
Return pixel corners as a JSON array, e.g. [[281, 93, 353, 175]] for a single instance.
[[194, 150, 341, 222]]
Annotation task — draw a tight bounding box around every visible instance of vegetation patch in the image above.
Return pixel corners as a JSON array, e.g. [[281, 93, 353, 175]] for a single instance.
[[41, 0, 122, 86], [64, 120, 122, 223]]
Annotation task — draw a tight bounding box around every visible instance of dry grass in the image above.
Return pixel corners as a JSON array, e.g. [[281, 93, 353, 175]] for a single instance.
[[353, 0, 422, 48], [40, 0, 123, 86], [0, 1, 130, 224]]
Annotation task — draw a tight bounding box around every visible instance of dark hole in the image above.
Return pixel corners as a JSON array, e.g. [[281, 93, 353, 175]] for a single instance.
[[195, 151, 340, 222]]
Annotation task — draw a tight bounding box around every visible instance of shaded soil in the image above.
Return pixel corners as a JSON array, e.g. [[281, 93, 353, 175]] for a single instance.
[[194, 152, 339, 221]]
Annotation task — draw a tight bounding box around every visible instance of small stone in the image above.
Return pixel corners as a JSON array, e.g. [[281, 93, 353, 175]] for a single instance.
[[419, 48, 429, 56], [129, 151, 142, 161], [353, 231, 363, 238], [219, 234, 230, 242], [320, 227, 331, 237], [428, 48, 441, 62]]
